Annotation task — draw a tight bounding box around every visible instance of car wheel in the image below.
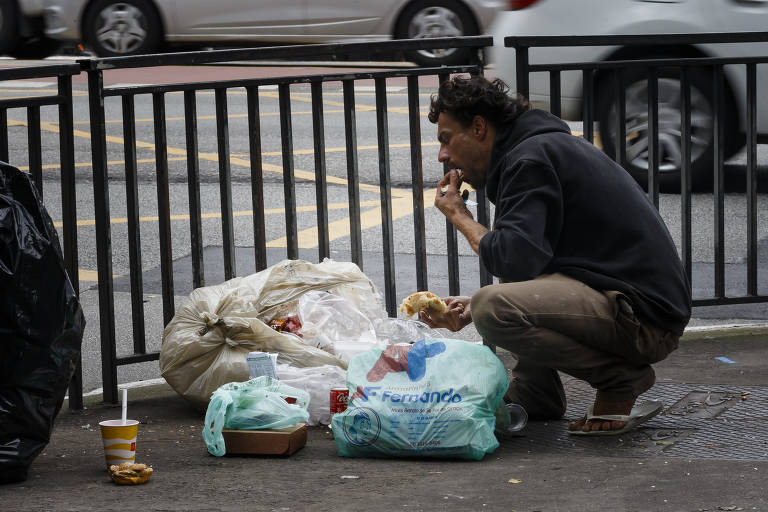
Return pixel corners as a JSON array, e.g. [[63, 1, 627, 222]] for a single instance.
[[394, 0, 479, 66], [83, 0, 162, 57], [0, 0, 19, 55], [597, 67, 738, 191], [10, 36, 62, 59]]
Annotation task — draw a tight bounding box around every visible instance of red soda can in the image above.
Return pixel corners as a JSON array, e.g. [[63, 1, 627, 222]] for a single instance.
[[330, 387, 349, 414]]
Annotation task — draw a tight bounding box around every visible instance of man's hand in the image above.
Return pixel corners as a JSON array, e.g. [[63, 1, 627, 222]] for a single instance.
[[432, 170, 489, 255], [419, 295, 472, 332], [435, 170, 472, 222]]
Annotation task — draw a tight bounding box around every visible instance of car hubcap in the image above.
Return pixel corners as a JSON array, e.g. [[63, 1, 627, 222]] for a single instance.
[[408, 7, 462, 59], [95, 3, 147, 54], [606, 77, 713, 173]]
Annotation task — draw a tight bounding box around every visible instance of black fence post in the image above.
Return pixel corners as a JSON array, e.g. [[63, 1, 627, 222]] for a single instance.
[[85, 64, 119, 405]]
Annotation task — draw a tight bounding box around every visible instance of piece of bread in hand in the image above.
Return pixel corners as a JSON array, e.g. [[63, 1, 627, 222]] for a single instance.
[[399, 291, 447, 318]]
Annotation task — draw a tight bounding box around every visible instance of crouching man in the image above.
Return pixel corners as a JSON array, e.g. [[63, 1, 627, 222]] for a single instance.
[[420, 75, 691, 435]]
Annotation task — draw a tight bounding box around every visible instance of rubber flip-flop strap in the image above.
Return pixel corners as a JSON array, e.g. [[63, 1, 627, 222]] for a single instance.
[[584, 405, 633, 423]]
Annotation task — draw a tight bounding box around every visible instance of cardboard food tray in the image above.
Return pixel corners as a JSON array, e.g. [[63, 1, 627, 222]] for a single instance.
[[221, 423, 307, 456]]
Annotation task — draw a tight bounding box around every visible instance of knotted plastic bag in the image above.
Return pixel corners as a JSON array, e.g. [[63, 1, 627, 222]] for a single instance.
[[276, 363, 347, 426], [331, 338, 508, 460], [160, 259, 384, 408], [202, 377, 310, 456]]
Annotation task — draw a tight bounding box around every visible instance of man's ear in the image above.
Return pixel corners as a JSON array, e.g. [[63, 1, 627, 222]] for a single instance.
[[472, 115, 488, 139]]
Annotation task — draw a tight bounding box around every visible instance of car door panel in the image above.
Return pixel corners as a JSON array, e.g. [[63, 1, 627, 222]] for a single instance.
[[167, 0, 306, 40], [303, 0, 394, 38]]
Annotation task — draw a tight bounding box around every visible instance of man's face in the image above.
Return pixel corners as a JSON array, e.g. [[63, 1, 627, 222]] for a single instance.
[[436, 112, 492, 190]]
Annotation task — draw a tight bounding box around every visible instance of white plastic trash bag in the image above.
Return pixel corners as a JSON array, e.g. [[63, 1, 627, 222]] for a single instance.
[[276, 363, 348, 426], [298, 290, 385, 362], [160, 259, 384, 408]]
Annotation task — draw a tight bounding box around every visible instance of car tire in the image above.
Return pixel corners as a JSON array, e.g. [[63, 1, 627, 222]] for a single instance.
[[394, 0, 479, 66], [597, 66, 739, 192], [83, 0, 162, 57], [0, 0, 19, 55]]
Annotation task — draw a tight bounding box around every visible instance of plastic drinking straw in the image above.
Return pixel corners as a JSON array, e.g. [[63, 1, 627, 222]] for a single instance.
[[121, 388, 127, 425]]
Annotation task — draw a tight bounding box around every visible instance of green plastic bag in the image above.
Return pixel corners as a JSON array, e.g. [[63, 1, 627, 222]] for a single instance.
[[203, 376, 310, 456], [331, 338, 509, 460]]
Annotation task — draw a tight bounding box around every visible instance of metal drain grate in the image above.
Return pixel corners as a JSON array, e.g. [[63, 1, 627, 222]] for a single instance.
[[513, 380, 768, 461]]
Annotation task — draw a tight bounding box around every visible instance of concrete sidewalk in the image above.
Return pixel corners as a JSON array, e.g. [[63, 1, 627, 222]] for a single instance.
[[3, 327, 768, 511]]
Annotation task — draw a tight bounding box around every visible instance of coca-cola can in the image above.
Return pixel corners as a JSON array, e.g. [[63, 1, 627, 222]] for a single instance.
[[330, 387, 349, 415]]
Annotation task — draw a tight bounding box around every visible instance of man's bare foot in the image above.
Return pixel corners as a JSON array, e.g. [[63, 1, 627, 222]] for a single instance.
[[567, 397, 636, 433]]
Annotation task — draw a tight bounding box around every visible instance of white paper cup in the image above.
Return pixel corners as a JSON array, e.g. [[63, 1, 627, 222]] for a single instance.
[[99, 419, 139, 470]]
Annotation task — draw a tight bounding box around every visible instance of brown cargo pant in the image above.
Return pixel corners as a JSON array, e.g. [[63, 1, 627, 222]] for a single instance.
[[470, 273, 680, 420]]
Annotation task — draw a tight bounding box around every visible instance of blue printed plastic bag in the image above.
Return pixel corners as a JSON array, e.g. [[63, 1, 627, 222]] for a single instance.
[[331, 338, 509, 460]]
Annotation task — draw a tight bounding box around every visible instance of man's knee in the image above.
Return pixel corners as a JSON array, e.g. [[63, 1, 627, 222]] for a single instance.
[[471, 285, 528, 337], [470, 286, 493, 325]]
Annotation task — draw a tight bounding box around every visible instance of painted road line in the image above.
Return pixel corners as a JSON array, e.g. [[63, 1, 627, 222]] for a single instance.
[[0, 81, 55, 88], [354, 86, 407, 93], [52, 201, 384, 229], [266, 194, 418, 249], [79, 269, 119, 282]]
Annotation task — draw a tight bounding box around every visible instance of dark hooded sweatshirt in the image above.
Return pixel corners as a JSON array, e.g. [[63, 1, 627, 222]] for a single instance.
[[478, 109, 691, 335]]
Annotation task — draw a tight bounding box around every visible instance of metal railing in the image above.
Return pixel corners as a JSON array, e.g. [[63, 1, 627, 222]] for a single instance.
[[0, 62, 83, 409], [505, 32, 767, 308], [79, 36, 491, 404], [2, 33, 766, 407]]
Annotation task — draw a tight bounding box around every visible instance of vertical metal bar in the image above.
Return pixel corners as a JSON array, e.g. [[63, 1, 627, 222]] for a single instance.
[[713, 65, 725, 298], [215, 88, 236, 278], [475, 189, 492, 289], [647, 67, 659, 207], [549, 71, 561, 118], [515, 46, 530, 100], [279, 83, 299, 260], [27, 105, 43, 196], [0, 108, 7, 162], [247, 86, 267, 272], [680, 67, 693, 286], [581, 70, 594, 143], [438, 72, 461, 296], [342, 79, 363, 268], [746, 63, 757, 296], [407, 75, 428, 292], [375, 77, 396, 317], [87, 68, 118, 404], [311, 81, 330, 261], [458, 69, 494, 316], [152, 92, 175, 326], [58, 75, 78, 295], [614, 69, 627, 166], [184, 90, 204, 288], [58, 74, 81, 410], [122, 95, 146, 355]]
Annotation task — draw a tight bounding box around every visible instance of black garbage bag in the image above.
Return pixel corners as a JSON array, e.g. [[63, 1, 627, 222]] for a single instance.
[[0, 161, 85, 484]]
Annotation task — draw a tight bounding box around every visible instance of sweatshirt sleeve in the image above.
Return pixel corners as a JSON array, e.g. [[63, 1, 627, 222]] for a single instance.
[[478, 158, 564, 282]]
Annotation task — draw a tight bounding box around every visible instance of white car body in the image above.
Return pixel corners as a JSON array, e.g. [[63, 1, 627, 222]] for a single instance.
[[488, 0, 768, 134], [18, 0, 46, 17], [42, 0, 504, 64]]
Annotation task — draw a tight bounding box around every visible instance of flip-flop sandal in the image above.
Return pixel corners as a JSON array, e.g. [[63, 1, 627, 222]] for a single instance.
[[568, 400, 664, 436]]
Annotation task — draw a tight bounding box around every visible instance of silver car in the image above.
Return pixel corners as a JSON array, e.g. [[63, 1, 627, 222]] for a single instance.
[[42, 0, 504, 65], [488, 0, 768, 189]]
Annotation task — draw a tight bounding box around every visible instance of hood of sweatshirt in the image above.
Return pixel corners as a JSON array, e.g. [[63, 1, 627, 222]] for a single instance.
[[486, 109, 571, 204]]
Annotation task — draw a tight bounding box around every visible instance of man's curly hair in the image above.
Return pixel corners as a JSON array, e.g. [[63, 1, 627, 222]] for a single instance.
[[428, 75, 530, 127]]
